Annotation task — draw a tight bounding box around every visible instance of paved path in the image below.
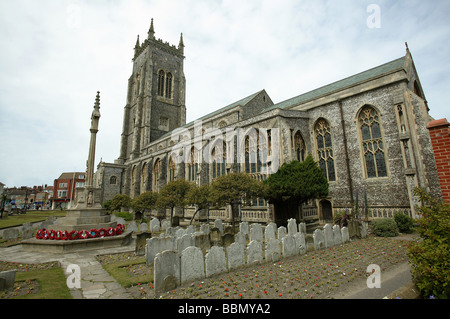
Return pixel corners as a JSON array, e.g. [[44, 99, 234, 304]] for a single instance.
[[0, 241, 136, 299]]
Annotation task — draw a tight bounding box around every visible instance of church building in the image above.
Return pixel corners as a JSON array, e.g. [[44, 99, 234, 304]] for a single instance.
[[95, 20, 442, 225]]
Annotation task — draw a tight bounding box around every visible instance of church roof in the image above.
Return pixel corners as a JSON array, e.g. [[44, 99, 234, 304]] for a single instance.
[[266, 56, 406, 111]]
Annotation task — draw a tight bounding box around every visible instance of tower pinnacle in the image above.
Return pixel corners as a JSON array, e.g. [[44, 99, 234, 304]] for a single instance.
[[148, 18, 155, 39]]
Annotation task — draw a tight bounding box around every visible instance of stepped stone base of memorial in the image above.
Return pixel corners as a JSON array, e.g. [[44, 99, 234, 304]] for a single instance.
[[21, 206, 132, 253]]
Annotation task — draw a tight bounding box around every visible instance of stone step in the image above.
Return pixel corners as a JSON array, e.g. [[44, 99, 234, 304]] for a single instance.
[[53, 221, 118, 232], [58, 215, 112, 226]]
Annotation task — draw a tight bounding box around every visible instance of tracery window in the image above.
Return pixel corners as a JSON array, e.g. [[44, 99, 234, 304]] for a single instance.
[[153, 159, 161, 191], [212, 142, 226, 179], [168, 156, 176, 182], [293, 131, 306, 162], [187, 146, 199, 182], [315, 119, 336, 182], [165, 72, 173, 99], [359, 106, 387, 178]]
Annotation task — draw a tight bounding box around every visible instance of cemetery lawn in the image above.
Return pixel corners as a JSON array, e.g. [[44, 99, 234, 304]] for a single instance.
[[99, 235, 412, 299], [0, 210, 67, 229]]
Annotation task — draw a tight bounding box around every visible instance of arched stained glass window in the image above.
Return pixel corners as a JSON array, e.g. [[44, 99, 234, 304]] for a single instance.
[[157, 70, 165, 97], [315, 119, 336, 182], [359, 106, 387, 178]]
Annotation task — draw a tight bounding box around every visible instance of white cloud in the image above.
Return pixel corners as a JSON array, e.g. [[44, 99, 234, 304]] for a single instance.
[[0, 0, 449, 187]]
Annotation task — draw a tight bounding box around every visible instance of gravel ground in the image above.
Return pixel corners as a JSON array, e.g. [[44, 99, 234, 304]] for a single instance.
[[97, 235, 412, 299]]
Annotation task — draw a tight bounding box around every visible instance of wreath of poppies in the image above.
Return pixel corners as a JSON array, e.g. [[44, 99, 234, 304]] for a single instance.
[[35, 224, 125, 240]]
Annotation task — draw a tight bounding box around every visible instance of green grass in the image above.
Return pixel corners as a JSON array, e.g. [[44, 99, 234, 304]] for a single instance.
[[4, 267, 73, 299], [101, 257, 153, 288], [0, 210, 67, 229]]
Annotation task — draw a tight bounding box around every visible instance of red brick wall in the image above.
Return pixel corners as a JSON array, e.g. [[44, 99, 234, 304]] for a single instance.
[[427, 118, 450, 203]]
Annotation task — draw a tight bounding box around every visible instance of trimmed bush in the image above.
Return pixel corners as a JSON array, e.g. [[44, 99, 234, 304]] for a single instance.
[[394, 212, 414, 233], [371, 218, 399, 237]]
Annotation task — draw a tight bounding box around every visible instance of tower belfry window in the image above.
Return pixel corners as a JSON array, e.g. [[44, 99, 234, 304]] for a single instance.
[[165, 72, 172, 99], [158, 70, 165, 96]]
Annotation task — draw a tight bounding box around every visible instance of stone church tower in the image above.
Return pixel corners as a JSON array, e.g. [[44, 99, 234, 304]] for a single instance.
[[118, 19, 186, 163]]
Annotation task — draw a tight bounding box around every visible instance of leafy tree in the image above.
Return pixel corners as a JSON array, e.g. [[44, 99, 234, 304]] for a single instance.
[[110, 194, 132, 212], [186, 184, 213, 225], [210, 172, 263, 232], [131, 191, 158, 215], [408, 188, 450, 299], [264, 154, 329, 222], [156, 179, 192, 226]]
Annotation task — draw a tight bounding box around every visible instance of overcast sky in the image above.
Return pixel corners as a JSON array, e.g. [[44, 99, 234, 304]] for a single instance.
[[0, 0, 449, 188]]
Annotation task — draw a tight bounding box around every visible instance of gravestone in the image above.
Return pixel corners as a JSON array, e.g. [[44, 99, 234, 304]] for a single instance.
[[145, 236, 176, 265], [209, 227, 222, 246], [128, 221, 139, 233], [313, 229, 325, 250], [136, 232, 152, 256], [186, 225, 195, 235], [227, 242, 245, 270], [154, 250, 180, 294], [298, 222, 306, 234], [239, 222, 249, 238], [214, 219, 223, 235], [0, 270, 17, 291], [193, 232, 210, 251], [150, 218, 160, 233], [161, 219, 170, 231], [180, 246, 205, 284], [246, 240, 263, 265], [205, 246, 227, 277], [165, 227, 175, 237], [177, 234, 194, 255], [264, 223, 276, 243], [250, 223, 263, 242], [175, 228, 187, 238], [235, 231, 246, 247], [294, 232, 306, 255], [287, 218, 298, 236], [277, 226, 287, 240], [323, 224, 334, 248], [341, 226, 350, 243], [360, 222, 368, 238], [282, 235, 297, 258], [139, 222, 148, 232], [305, 234, 315, 252], [333, 225, 343, 245], [265, 238, 281, 262], [348, 220, 361, 238], [200, 224, 210, 234]]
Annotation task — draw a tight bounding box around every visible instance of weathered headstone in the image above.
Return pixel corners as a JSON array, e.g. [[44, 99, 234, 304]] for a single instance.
[[223, 233, 235, 247], [186, 225, 195, 235], [246, 240, 263, 265], [161, 219, 170, 231], [313, 229, 325, 250], [264, 223, 276, 243], [175, 228, 187, 238], [214, 219, 223, 235], [323, 224, 334, 248], [294, 232, 306, 255], [0, 270, 17, 291], [341, 226, 350, 243], [176, 234, 194, 255], [193, 232, 210, 251], [165, 227, 176, 237], [139, 222, 148, 232], [265, 238, 281, 262], [180, 246, 205, 284], [360, 222, 368, 238], [250, 223, 263, 242], [150, 218, 161, 233], [154, 250, 180, 294], [227, 242, 245, 270], [333, 225, 343, 245], [287, 218, 298, 236], [200, 223, 210, 235], [282, 235, 297, 257], [136, 232, 152, 256], [209, 227, 222, 246], [298, 222, 306, 234], [348, 220, 361, 238], [145, 236, 176, 265], [205, 246, 227, 277], [128, 221, 139, 233], [239, 222, 249, 238], [235, 231, 246, 246], [277, 226, 287, 240], [305, 234, 315, 252]]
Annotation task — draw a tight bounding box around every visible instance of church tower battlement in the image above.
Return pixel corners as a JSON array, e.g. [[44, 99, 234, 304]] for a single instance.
[[118, 19, 186, 163]]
